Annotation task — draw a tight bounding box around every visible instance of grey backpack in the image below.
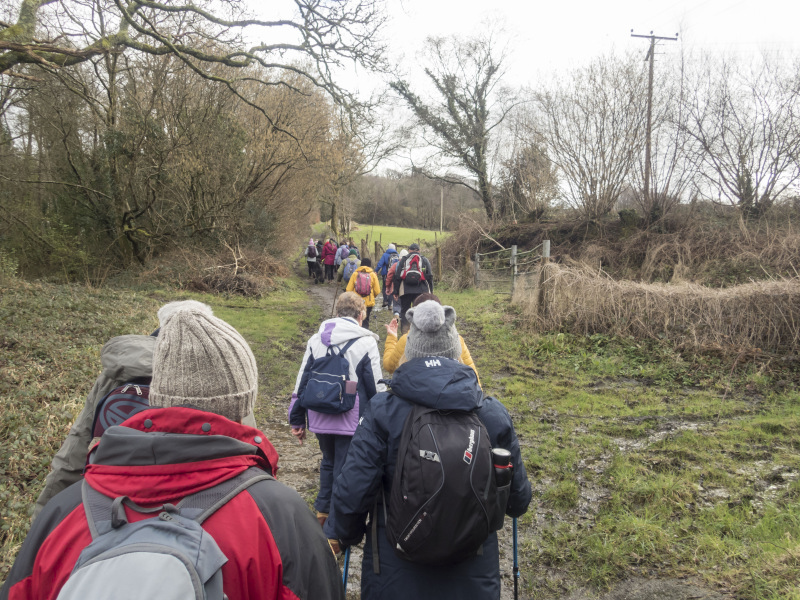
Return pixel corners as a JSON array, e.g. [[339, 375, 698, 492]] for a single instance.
[[57, 468, 271, 600]]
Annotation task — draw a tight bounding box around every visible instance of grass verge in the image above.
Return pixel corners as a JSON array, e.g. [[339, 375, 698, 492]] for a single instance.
[[439, 286, 800, 599], [0, 276, 322, 583]]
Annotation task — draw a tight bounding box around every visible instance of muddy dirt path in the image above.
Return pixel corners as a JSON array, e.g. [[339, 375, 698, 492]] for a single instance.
[[257, 277, 731, 600]]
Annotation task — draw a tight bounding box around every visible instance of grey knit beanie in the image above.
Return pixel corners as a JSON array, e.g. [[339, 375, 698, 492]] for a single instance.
[[157, 300, 213, 328], [404, 302, 460, 360], [150, 307, 258, 423]]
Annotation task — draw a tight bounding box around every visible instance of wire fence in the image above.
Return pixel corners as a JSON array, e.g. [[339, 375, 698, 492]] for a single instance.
[[474, 241, 550, 295]]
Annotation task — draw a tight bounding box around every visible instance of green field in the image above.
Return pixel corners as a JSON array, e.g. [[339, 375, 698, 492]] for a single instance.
[[311, 223, 449, 248]]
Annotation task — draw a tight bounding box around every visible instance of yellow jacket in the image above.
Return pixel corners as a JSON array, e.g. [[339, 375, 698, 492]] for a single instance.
[[346, 266, 381, 308], [383, 333, 481, 387]]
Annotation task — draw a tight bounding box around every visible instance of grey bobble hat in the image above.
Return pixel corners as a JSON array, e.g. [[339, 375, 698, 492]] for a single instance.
[[150, 307, 258, 423], [404, 302, 460, 361], [157, 300, 213, 328]]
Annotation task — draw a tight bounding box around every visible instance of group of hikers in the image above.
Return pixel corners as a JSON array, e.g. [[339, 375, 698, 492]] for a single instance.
[[1, 242, 532, 600], [305, 237, 438, 333]]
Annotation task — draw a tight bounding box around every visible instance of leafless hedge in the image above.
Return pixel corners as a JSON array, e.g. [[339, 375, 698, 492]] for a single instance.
[[517, 264, 800, 352]]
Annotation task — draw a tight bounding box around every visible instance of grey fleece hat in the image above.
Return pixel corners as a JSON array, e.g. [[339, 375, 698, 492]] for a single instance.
[[404, 302, 460, 361], [150, 307, 258, 423]]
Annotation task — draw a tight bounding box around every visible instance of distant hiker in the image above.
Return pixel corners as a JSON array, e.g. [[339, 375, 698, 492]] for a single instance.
[[337, 248, 361, 283], [305, 239, 320, 279], [345, 257, 381, 329], [322, 238, 337, 282], [335, 241, 349, 269], [328, 301, 532, 599], [384, 248, 408, 313], [383, 293, 480, 386], [375, 243, 399, 309], [6, 306, 344, 600], [32, 301, 260, 518], [395, 242, 434, 331], [289, 292, 384, 556]]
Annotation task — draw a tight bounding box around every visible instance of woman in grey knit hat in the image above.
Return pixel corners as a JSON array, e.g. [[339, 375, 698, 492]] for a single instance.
[[402, 301, 461, 361]]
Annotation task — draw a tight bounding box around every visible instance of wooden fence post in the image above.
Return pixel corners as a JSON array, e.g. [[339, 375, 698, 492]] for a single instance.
[[474, 253, 480, 288], [436, 246, 442, 281], [537, 240, 551, 317], [510, 245, 518, 297], [374, 241, 380, 262]]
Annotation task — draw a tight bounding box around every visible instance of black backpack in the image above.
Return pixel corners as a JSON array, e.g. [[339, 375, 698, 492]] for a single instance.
[[307, 245, 317, 259], [299, 339, 358, 414], [385, 403, 506, 566]]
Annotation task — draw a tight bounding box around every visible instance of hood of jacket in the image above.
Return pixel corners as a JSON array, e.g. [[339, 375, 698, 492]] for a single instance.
[[100, 334, 156, 383], [389, 357, 481, 411], [316, 316, 379, 348], [355, 265, 375, 274], [84, 407, 278, 505]]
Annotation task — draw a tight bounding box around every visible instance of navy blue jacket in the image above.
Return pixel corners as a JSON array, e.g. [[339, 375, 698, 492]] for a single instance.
[[328, 357, 532, 600]]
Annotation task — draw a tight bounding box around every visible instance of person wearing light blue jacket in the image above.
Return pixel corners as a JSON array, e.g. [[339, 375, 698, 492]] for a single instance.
[[289, 292, 385, 553], [335, 242, 350, 268]]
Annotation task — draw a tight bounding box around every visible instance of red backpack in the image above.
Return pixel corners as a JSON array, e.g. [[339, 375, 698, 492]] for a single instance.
[[355, 271, 372, 296], [400, 254, 426, 286]]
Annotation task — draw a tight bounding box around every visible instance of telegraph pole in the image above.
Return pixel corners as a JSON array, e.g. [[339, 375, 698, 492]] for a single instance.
[[440, 186, 444, 232], [631, 30, 678, 207]]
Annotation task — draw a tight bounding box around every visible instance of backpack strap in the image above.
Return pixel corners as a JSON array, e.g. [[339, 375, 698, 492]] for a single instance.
[[83, 467, 273, 538], [327, 338, 358, 357]]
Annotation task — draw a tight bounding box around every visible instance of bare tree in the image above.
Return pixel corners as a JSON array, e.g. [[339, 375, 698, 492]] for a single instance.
[[681, 53, 800, 217], [0, 0, 386, 113], [390, 31, 517, 220], [532, 53, 647, 220]]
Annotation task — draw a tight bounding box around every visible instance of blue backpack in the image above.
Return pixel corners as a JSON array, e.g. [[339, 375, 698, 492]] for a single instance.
[[92, 383, 151, 438], [343, 259, 358, 282], [300, 339, 358, 414]]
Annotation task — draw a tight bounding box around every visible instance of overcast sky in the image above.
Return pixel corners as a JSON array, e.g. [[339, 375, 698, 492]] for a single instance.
[[382, 0, 800, 88]]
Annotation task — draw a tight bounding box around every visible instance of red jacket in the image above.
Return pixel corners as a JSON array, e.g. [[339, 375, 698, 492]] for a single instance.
[[322, 242, 337, 266], [1, 408, 344, 600], [385, 262, 399, 297]]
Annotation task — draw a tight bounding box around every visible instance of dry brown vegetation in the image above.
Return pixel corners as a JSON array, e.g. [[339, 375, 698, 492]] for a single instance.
[[441, 207, 800, 354], [129, 244, 290, 297], [517, 263, 800, 353]]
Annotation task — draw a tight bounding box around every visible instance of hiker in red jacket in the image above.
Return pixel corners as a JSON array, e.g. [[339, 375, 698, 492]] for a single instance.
[[1, 306, 343, 600], [322, 238, 338, 282]]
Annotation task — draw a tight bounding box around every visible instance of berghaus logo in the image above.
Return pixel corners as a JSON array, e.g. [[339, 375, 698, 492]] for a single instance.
[[463, 428, 475, 464]]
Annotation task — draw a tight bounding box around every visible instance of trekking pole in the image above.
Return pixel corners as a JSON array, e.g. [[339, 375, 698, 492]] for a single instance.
[[513, 517, 519, 600], [342, 546, 351, 591]]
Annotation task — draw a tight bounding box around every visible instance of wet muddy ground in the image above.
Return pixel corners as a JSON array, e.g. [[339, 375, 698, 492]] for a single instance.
[[257, 277, 738, 600]]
